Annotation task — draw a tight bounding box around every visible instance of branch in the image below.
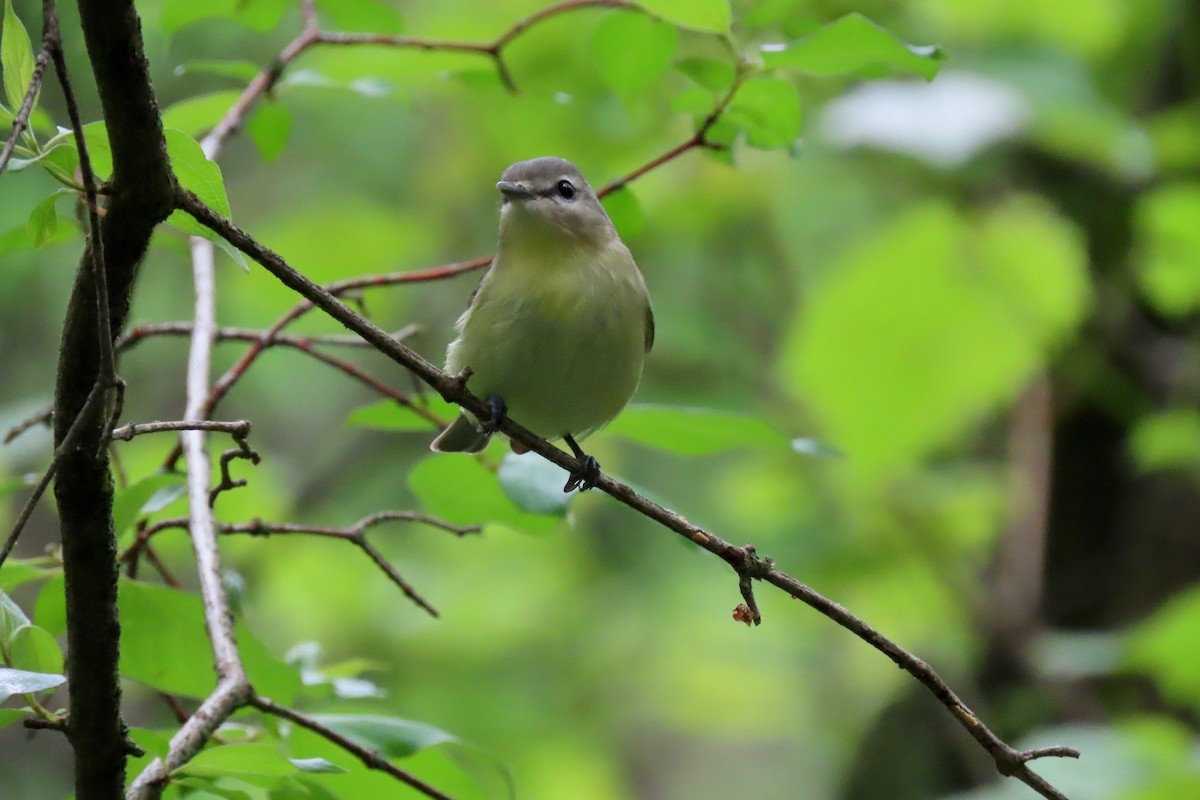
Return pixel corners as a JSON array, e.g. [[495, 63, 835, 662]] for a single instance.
[[176, 189, 1080, 800], [3, 406, 52, 444], [251, 695, 453, 799], [109, 419, 250, 442], [0, 38, 50, 175]]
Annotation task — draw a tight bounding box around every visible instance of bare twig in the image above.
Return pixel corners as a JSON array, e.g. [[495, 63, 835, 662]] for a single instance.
[[3, 407, 52, 444], [251, 695, 453, 799], [178, 189, 1079, 800], [110, 419, 250, 442]]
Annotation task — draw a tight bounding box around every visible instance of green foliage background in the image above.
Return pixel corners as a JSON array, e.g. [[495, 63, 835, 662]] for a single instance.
[[3, 0, 1200, 798]]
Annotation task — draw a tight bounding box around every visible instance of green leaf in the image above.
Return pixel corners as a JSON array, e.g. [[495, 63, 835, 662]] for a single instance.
[[176, 743, 297, 780], [346, 398, 456, 432], [1130, 410, 1200, 473], [605, 405, 788, 455], [1125, 584, 1200, 714], [248, 102, 291, 163], [289, 757, 347, 774], [165, 128, 231, 223], [725, 77, 802, 150], [2, 0, 36, 115], [761, 13, 944, 81], [674, 57, 736, 93], [162, 0, 290, 35], [600, 185, 645, 239], [26, 189, 67, 246], [640, 0, 730, 32], [8, 624, 63, 675], [120, 580, 301, 702], [591, 12, 678, 98], [0, 588, 30, 643], [497, 453, 571, 514], [306, 715, 457, 759], [0, 708, 25, 729], [0, 556, 56, 592], [408, 454, 560, 535], [82, 120, 113, 180], [174, 60, 262, 83], [34, 574, 65, 636], [317, 0, 404, 34], [670, 85, 713, 118], [0, 666, 64, 704], [1136, 183, 1200, 317], [112, 472, 187, 543], [161, 91, 242, 138]]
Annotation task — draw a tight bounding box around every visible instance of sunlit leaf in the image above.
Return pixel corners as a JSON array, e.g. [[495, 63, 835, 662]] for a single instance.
[[640, 0, 730, 33], [8, 623, 63, 675], [112, 472, 187, 543], [761, 13, 944, 81], [674, 57, 735, 93], [0, 666, 64, 704], [162, 0, 290, 35], [317, 0, 404, 34], [81, 121, 112, 179], [164, 128, 231, 229], [161, 91, 242, 138], [248, 102, 291, 163], [176, 743, 297, 779], [1130, 410, 1200, 473], [2, 0, 36, 116], [591, 12, 677, 99], [346, 398, 455, 432], [1136, 183, 1200, 317], [724, 77, 802, 150], [119, 580, 301, 702], [600, 185, 645, 239], [606, 405, 788, 455], [1125, 584, 1200, 715], [408, 454, 560, 535]]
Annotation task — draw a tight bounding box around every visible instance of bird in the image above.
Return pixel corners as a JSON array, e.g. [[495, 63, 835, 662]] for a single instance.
[[430, 156, 654, 492]]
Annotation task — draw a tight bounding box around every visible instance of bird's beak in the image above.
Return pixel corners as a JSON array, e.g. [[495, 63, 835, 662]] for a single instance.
[[497, 180, 535, 200]]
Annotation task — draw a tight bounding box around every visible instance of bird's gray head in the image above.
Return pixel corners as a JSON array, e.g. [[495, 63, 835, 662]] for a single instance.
[[496, 157, 615, 248]]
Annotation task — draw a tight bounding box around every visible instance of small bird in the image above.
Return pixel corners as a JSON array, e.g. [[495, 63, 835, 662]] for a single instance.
[[430, 156, 654, 492]]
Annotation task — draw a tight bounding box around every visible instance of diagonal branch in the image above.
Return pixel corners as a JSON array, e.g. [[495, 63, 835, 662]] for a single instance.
[[0, 41, 50, 175], [176, 189, 1080, 800]]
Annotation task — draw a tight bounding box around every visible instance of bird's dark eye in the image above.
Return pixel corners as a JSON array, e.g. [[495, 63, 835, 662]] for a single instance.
[[556, 179, 576, 200]]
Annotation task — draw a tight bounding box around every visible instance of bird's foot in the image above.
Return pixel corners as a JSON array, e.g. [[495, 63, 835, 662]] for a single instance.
[[563, 434, 601, 493], [478, 395, 507, 436]]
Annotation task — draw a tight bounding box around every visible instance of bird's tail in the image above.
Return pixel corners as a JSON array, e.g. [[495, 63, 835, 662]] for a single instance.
[[430, 413, 490, 453]]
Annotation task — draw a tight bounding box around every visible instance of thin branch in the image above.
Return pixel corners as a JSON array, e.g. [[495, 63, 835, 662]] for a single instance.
[[251, 695, 453, 800], [110, 419, 250, 442], [177, 189, 1079, 800], [4, 407, 52, 444], [0, 381, 103, 570], [117, 321, 422, 350]]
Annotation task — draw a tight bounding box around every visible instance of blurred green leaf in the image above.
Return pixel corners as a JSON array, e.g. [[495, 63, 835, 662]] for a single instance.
[[761, 13, 944, 80], [725, 77, 802, 149], [81, 122, 112, 178], [306, 714, 457, 759], [112, 472, 187, 543], [289, 758, 347, 774], [33, 575, 64, 636], [120, 580, 301, 702], [7, 623, 62, 675], [347, 398, 456, 432], [1125, 585, 1200, 715], [0, 666, 64, 704], [24, 190, 62, 246], [317, 0, 404, 34], [177, 743, 298, 780], [161, 91, 242, 138], [591, 12, 677, 99], [497, 452, 571, 514], [606, 405, 788, 455], [174, 59, 262, 83], [0, 708, 25, 729], [408, 454, 559, 535], [670, 84, 712, 117], [1130, 410, 1200, 473], [248, 102, 292, 163], [2, 0, 35, 116], [674, 57, 735, 93], [0, 556, 56, 592], [1136, 183, 1200, 318], [600, 185, 645, 239], [162, 0, 290, 35], [641, 0, 730, 32]]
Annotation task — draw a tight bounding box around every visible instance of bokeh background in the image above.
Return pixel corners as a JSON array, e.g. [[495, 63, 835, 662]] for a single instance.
[[3, 0, 1200, 798]]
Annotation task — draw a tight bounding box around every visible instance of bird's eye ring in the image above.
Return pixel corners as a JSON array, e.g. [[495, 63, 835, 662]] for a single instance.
[[556, 179, 576, 200]]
